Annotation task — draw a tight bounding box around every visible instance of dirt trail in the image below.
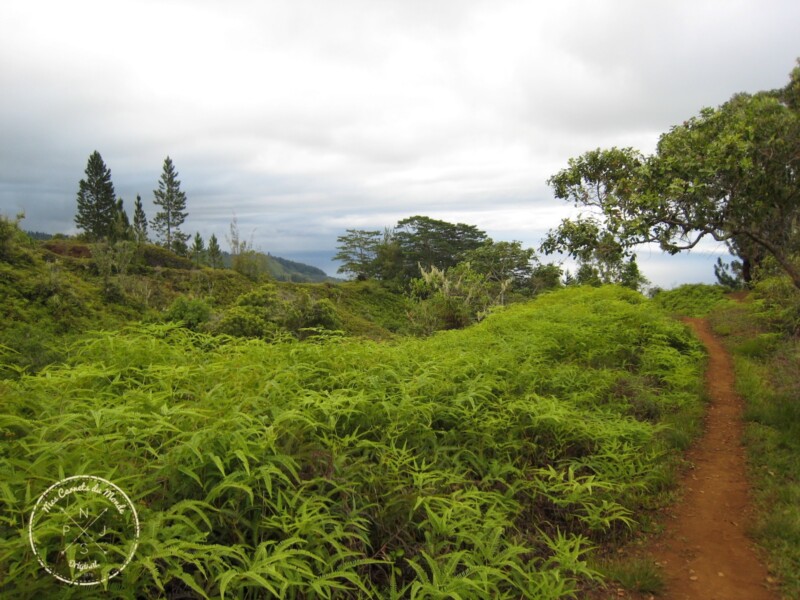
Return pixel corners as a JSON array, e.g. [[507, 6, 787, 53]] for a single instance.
[[641, 317, 776, 599]]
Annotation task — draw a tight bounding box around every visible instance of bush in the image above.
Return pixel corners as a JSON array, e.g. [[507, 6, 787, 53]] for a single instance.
[[751, 275, 800, 335], [165, 296, 212, 330]]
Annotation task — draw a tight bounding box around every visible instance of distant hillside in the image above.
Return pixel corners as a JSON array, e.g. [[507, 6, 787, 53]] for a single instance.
[[23, 231, 332, 283], [217, 251, 334, 283]]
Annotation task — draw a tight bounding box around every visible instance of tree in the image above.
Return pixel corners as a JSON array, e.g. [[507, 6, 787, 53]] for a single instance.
[[393, 215, 488, 281], [372, 228, 404, 283], [530, 263, 563, 294], [714, 257, 745, 290], [207, 234, 223, 268], [75, 151, 117, 241], [333, 229, 381, 279], [132, 195, 148, 243], [190, 232, 206, 266], [111, 198, 131, 242], [170, 231, 190, 256], [544, 62, 800, 289], [151, 156, 188, 250], [462, 240, 536, 291]]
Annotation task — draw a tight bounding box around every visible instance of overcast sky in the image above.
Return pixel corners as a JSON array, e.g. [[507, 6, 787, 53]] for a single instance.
[[1, 0, 798, 286]]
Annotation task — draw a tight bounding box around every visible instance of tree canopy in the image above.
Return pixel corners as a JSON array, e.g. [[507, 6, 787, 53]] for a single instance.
[[393, 215, 488, 280], [543, 60, 800, 289], [333, 229, 381, 280]]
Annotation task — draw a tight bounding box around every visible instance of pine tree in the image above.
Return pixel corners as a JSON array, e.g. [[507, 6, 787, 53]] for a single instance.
[[190, 232, 206, 266], [111, 198, 132, 242], [133, 195, 148, 243], [171, 231, 190, 257], [151, 156, 187, 249], [75, 151, 117, 241], [207, 233, 223, 268]]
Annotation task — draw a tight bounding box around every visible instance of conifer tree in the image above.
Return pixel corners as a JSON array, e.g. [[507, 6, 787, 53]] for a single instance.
[[133, 195, 148, 243], [111, 198, 132, 242], [207, 233, 223, 268], [191, 232, 206, 266], [75, 151, 117, 241], [151, 156, 187, 249]]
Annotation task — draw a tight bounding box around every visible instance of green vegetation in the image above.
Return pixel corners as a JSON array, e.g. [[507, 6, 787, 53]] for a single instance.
[[544, 60, 800, 290], [151, 156, 189, 253], [0, 285, 705, 598], [705, 276, 800, 597], [651, 283, 735, 317], [333, 217, 563, 295]]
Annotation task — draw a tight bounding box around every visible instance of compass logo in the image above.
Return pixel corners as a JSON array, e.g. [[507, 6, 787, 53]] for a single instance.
[[28, 475, 140, 586]]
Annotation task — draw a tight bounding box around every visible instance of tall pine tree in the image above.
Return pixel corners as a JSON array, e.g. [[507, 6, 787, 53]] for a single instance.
[[207, 233, 223, 268], [133, 195, 148, 243], [150, 156, 187, 250], [75, 151, 117, 241], [190, 232, 206, 266]]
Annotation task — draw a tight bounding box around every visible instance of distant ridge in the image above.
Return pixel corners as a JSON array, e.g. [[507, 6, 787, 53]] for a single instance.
[[25, 230, 333, 283]]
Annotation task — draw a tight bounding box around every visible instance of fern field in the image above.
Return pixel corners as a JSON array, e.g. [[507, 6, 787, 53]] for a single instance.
[[0, 286, 704, 598]]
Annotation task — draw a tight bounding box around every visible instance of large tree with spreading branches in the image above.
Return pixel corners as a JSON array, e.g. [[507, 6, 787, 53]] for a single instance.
[[543, 60, 800, 289]]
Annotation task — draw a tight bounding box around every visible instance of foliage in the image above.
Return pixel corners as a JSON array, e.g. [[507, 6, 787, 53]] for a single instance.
[[750, 274, 800, 335], [462, 240, 536, 292], [207, 234, 223, 268], [191, 232, 206, 266], [165, 296, 213, 330], [0, 286, 705, 598], [133, 194, 148, 243], [541, 214, 648, 291], [650, 284, 733, 317], [211, 283, 343, 340], [530, 263, 564, 294], [151, 156, 188, 250], [392, 215, 488, 282], [334, 229, 382, 279], [0, 213, 33, 263], [714, 257, 745, 290], [408, 263, 506, 334], [74, 151, 118, 241], [544, 62, 800, 289]]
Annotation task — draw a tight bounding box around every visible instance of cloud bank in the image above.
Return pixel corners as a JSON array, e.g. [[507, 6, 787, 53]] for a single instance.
[[1, 0, 797, 286]]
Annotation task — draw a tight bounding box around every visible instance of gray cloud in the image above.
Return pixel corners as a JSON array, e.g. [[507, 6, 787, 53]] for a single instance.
[[1, 0, 797, 286]]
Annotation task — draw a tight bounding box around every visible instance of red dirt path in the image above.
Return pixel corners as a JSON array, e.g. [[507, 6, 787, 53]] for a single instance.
[[637, 318, 777, 599]]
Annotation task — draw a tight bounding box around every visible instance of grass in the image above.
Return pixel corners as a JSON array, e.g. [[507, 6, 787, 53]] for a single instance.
[[0, 286, 705, 598], [594, 556, 665, 595]]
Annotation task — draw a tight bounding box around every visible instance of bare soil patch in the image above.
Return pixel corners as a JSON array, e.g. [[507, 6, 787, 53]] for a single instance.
[[629, 318, 777, 599]]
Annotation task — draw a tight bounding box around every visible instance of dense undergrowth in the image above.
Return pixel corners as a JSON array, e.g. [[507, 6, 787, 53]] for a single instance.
[[0, 286, 704, 598], [651, 283, 736, 317], [0, 229, 411, 374], [707, 277, 800, 598]]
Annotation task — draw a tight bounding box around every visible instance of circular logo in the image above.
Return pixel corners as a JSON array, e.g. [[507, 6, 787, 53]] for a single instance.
[[28, 475, 140, 586]]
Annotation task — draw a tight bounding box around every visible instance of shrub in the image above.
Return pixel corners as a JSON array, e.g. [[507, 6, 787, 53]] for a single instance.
[[165, 296, 212, 330]]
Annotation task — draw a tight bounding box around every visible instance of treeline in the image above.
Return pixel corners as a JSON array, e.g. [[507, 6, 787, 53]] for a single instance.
[[333, 215, 647, 334], [72, 151, 224, 265], [335, 215, 646, 291]]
